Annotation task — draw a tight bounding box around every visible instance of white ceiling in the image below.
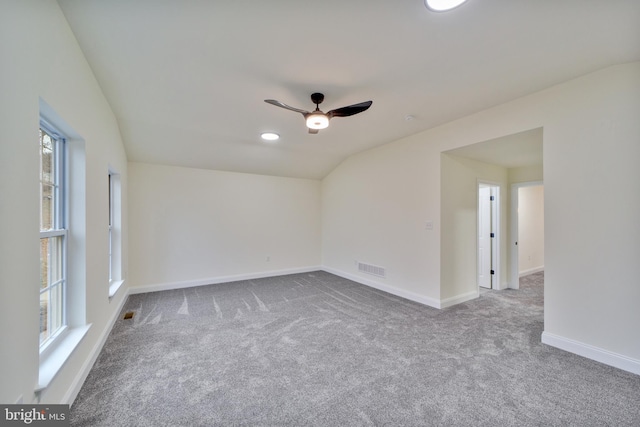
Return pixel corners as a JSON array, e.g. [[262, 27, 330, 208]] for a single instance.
[[57, 0, 640, 179], [445, 127, 542, 169]]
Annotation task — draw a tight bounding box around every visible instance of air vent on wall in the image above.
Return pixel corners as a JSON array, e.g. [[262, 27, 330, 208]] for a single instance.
[[358, 262, 386, 278]]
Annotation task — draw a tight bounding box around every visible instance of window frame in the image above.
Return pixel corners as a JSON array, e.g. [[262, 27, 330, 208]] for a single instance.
[[108, 172, 114, 283], [107, 169, 123, 298], [37, 99, 92, 393], [39, 121, 69, 352]]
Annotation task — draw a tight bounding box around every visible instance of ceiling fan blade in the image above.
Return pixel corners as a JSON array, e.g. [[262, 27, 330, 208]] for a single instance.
[[327, 101, 372, 119], [308, 128, 319, 134], [264, 99, 310, 115]]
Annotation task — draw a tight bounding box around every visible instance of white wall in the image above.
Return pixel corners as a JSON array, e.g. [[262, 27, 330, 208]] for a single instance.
[[509, 164, 543, 184], [321, 140, 441, 305], [518, 185, 544, 274], [0, 1, 128, 404], [322, 62, 640, 369], [440, 155, 510, 299], [128, 163, 321, 290]]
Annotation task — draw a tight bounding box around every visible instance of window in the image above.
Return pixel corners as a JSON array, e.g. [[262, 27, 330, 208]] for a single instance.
[[108, 173, 114, 282], [37, 100, 91, 393], [108, 170, 123, 297], [39, 123, 67, 348]]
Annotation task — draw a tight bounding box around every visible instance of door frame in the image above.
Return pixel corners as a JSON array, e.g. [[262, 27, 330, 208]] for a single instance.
[[510, 180, 543, 289], [477, 180, 501, 290]]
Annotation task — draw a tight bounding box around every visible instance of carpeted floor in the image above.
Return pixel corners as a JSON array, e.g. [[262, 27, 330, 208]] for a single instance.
[[71, 271, 640, 426]]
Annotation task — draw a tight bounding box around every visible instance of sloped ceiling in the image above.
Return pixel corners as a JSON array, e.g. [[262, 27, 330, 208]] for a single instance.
[[445, 128, 543, 169], [57, 0, 640, 179]]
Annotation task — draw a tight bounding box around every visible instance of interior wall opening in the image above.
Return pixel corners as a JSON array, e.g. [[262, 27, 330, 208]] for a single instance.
[[510, 182, 544, 290], [441, 127, 543, 302]]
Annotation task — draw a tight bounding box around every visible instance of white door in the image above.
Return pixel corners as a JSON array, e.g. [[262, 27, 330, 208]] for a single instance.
[[478, 185, 492, 288]]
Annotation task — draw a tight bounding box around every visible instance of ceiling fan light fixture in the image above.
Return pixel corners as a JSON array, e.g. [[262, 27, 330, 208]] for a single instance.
[[425, 0, 468, 12], [265, 93, 371, 133], [306, 113, 329, 130]]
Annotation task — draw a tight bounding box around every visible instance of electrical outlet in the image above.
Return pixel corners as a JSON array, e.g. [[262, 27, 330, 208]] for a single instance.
[[266, 256, 270, 262], [425, 221, 434, 231]]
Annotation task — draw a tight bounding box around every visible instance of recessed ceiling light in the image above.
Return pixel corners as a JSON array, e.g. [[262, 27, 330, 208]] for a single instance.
[[425, 0, 469, 12], [261, 132, 280, 141]]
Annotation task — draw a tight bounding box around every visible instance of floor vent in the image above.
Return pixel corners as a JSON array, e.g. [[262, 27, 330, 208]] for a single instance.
[[358, 262, 386, 278], [123, 311, 135, 320]]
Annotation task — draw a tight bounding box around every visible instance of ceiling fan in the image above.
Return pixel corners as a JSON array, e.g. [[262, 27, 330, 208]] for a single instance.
[[264, 93, 372, 134]]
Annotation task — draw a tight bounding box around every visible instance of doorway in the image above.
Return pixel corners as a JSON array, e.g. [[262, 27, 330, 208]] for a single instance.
[[478, 183, 499, 289], [510, 181, 544, 289]]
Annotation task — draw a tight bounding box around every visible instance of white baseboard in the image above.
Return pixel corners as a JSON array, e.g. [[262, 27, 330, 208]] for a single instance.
[[128, 266, 322, 295], [63, 287, 131, 406], [519, 266, 544, 277], [322, 266, 443, 309], [542, 331, 640, 376], [440, 290, 479, 308]]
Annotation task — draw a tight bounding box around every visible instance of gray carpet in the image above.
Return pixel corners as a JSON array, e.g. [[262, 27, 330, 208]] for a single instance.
[[71, 271, 640, 426]]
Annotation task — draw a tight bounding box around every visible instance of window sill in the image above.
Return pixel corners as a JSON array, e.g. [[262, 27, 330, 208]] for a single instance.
[[36, 324, 91, 393], [108, 279, 125, 299]]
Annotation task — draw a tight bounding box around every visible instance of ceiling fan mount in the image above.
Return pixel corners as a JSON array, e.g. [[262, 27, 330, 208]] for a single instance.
[[265, 93, 372, 134], [310, 92, 325, 106]]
